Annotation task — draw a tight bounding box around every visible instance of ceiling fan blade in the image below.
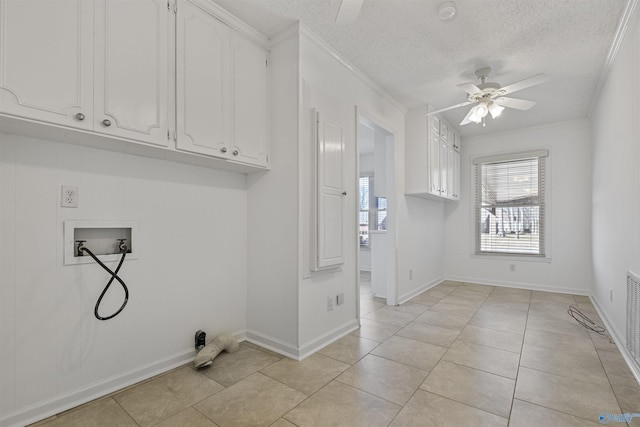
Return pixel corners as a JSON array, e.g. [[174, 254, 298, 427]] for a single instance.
[[495, 97, 536, 110], [460, 106, 477, 125], [457, 82, 483, 95], [426, 101, 475, 117], [335, 0, 364, 24], [500, 73, 549, 95]]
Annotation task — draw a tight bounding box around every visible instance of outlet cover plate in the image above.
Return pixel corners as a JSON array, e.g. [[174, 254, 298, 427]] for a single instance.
[[61, 186, 78, 208]]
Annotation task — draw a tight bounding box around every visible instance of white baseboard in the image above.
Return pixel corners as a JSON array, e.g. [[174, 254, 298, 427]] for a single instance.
[[397, 275, 444, 305], [297, 319, 359, 360], [246, 319, 359, 361], [590, 296, 640, 385], [245, 329, 300, 360], [444, 274, 589, 296], [1, 330, 246, 427], [2, 350, 194, 427]]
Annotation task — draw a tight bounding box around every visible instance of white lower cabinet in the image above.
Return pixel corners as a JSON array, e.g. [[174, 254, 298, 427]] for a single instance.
[[176, 0, 269, 168]]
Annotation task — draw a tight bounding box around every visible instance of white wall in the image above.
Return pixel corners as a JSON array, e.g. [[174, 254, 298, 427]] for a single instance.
[[0, 134, 247, 426], [298, 26, 441, 346], [443, 119, 593, 294], [590, 7, 640, 341], [246, 34, 300, 354]]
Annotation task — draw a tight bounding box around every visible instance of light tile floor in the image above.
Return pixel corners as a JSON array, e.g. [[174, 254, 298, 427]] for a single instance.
[[31, 279, 640, 427]]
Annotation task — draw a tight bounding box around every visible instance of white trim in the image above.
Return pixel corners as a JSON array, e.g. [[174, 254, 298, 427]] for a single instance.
[[588, 0, 638, 119], [470, 254, 551, 263], [245, 329, 300, 360], [1, 329, 246, 427], [288, 23, 409, 114], [297, 319, 359, 360], [186, 0, 270, 49], [397, 275, 445, 305], [591, 296, 640, 385], [445, 275, 590, 296], [472, 149, 549, 165]]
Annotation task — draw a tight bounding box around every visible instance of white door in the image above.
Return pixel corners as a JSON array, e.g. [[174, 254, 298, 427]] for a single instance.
[[94, 0, 169, 146], [176, 0, 230, 157], [0, 0, 93, 130], [231, 32, 269, 167], [315, 109, 345, 269]]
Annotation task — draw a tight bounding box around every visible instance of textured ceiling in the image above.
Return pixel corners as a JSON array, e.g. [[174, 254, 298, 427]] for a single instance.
[[211, 0, 629, 136]]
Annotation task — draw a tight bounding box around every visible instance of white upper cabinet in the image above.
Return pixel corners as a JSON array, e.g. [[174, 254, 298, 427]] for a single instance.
[[0, 0, 270, 171], [405, 106, 461, 201], [231, 32, 269, 167], [0, 0, 94, 130], [94, 0, 169, 146], [176, 0, 230, 157], [176, 0, 269, 168]]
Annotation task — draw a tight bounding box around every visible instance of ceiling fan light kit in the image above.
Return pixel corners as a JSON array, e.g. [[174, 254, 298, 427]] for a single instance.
[[426, 67, 549, 126]]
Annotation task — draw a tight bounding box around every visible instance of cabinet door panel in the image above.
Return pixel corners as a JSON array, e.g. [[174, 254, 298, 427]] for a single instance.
[[231, 33, 268, 167], [176, 0, 229, 157], [0, 0, 93, 129], [447, 144, 456, 199], [439, 139, 448, 196], [94, 0, 168, 146], [428, 135, 440, 195], [315, 110, 345, 270]]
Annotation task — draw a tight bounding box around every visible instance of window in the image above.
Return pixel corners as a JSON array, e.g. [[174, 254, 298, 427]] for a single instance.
[[474, 150, 548, 256], [359, 176, 387, 247]]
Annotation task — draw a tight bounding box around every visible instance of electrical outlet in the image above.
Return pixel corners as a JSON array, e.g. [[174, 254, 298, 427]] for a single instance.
[[409, 269, 413, 280], [509, 264, 516, 272], [610, 288, 613, 302], [61, 186, 78, 208], [337, 293, 344, 305], [327, 296, 333, 311]]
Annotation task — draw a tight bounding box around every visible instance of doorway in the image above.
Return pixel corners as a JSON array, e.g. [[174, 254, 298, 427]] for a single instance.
[[357, 112, 397, 319]]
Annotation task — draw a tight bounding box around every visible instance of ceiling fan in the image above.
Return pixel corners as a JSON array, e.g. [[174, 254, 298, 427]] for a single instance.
[[427, 67, 549, 126]]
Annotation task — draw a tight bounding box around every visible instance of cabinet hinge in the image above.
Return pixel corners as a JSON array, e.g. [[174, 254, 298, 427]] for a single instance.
[[173, 131, 177, 142], [168, 0, 176, 14]]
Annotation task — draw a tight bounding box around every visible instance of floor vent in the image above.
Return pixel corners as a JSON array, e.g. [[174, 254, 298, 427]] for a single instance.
[[627, 271, 640, 367]]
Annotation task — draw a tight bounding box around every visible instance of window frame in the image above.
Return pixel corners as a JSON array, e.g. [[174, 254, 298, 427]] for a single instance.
[[473, 150, 549, 258]]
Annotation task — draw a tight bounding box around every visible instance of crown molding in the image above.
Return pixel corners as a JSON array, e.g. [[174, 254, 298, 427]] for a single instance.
[[588, 0, 638, 118]]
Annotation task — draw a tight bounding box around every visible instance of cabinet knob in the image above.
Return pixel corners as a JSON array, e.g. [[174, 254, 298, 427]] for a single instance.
[[220, 147, 227, 153], [102, 119, 111, 127], [75, 113, 85, 121], [342, 191, 347, 196], [232, 149, 239, 156]]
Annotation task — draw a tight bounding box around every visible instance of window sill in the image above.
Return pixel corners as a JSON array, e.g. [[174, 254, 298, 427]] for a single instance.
[[471, 253, 551, 263]]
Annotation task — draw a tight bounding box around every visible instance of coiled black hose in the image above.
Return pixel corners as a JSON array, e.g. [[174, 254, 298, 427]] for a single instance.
[[80, 246, 129, 320]]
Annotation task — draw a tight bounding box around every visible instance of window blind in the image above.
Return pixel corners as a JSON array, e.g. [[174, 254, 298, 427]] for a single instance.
[[474, 152, 546, 256]]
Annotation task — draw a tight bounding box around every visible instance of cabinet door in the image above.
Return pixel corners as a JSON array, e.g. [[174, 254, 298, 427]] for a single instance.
[[176, 0, 230, 157], [453, 149, 460, 199], [439, 139, 448, 196], [314, 109, 345, 270], [94, 0, 169, 146], [0, 0, 93, 130], [447, 144, 456, 199], [231, 32, 268, 167], [428, 134, 440, 195]]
